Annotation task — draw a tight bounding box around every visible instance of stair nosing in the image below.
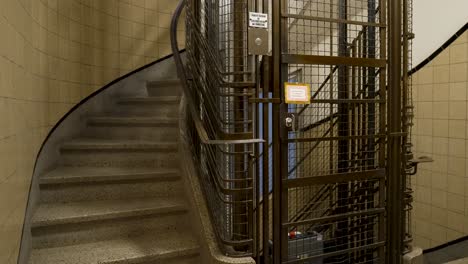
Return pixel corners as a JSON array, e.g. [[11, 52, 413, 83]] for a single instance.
[[31, 199, 187, 228], [40, 168, 180, 185], [87, 116, 179, 127], [118, 96, 181, 105], [30, 233, 200, 264], [60, 140, 179, 151]]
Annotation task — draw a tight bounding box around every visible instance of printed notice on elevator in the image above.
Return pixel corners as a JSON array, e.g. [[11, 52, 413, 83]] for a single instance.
[[249, 12, 268, 28], [284, 83, 311, 104]]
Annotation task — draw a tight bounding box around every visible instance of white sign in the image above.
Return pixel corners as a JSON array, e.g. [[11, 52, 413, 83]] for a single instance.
[[249, 12, 268, 28], [285, 83, 311, 104]]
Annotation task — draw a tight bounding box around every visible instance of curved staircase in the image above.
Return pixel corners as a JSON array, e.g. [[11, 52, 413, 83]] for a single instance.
[[28, 80, 201, 264]]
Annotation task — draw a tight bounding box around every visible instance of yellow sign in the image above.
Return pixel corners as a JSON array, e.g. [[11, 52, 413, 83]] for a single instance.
[[284, 83, 311, 104]]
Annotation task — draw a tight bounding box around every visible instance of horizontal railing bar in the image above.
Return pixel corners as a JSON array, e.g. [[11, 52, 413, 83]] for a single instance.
[[283, 13, 386, 28], [220, 82, 256, 88], [220, 71, 254, 75], [283, 54, 387, 67], [284, 169, 385, 188], [218, 132, 256, 141], [219, 237, 254, 247], [309, 99, 386, 104], [286, 134, 386, 143], [282, 207, 385, 227]]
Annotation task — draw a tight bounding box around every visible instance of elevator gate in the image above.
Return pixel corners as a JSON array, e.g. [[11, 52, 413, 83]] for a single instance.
[[276, 0, 387, 263], [265, 1, 413, 263]]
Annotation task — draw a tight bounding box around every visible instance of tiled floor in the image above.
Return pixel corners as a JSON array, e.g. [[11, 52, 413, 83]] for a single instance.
[[424, 240, 468, 264]]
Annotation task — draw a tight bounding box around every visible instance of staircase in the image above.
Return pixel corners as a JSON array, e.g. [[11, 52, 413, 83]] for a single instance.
[[28, 80, 201, 264]]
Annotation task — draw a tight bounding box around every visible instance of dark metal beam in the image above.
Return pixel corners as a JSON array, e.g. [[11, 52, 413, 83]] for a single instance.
[[387, 0, 404, 262], [272, 0, 283, 262], [337, 1, 350, 262]]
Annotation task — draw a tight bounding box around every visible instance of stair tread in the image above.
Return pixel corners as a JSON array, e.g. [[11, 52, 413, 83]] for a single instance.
[[89, 116, 179, 122], [88, 116, 179, 126], [32, 198, 187, 228], [30, 231, 199, 264], [118, 96, 181, 104], [40, 167, 180, 184], [61, 139, 178, 150]]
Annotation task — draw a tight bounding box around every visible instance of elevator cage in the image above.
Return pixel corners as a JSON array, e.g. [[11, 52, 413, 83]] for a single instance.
[[175, 0, 414, 263]]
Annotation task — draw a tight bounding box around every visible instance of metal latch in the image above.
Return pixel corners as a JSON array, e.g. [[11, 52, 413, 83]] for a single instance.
[[285, 113, 297, 131]]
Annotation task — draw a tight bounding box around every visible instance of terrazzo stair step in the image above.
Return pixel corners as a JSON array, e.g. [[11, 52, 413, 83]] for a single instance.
[[147, 80, 182, 97], [88, 116, 179, 127], [32, 198, 187, 227], [115, 97, 180, 117], [85, 117, 179, 141], [39, 167, 180, 185], [29, 230, 199, 264], [39, 175, 182, 203], [59, 139, 178, 168], [31, 198, 189, 249]]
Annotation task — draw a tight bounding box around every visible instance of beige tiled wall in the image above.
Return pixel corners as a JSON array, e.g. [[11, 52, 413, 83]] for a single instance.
[[412, 30, 468, 250], [0, 0, 183, 262]]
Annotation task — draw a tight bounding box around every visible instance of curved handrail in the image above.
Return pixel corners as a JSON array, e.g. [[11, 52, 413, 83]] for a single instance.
[[170, 0, 263, 145]]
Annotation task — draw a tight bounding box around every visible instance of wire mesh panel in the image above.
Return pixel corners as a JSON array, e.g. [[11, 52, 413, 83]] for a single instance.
[[279, 0, 388, 263]]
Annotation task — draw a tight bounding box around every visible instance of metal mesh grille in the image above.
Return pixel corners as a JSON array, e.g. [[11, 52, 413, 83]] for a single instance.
[[281, 0, 387, 262], [287, 179, 382, 263]]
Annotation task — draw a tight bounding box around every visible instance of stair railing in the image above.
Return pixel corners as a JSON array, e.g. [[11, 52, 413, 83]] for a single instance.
[[171, 0, 262, 257]]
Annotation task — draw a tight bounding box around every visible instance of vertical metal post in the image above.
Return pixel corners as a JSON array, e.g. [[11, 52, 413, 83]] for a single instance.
[[378, 0, 387, 261], [279, 0, 289, 261], [337, 0, 350, 261], [262, 57, 271, 264], [252, 0, 261, 257], [338, 0, 349, 173], [272, 0, 283, 262], [366, 1, 377, 261], [387, 0, 403, 262], [261, 1, 270, 261], [367, 0, 376, 168]]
